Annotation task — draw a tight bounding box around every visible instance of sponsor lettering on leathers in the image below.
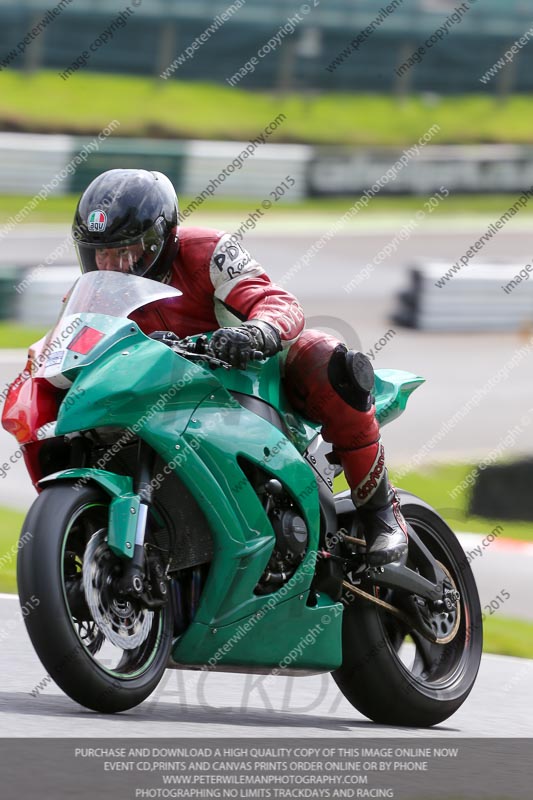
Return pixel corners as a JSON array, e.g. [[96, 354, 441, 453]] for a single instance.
[[208, 233, 264, 302]]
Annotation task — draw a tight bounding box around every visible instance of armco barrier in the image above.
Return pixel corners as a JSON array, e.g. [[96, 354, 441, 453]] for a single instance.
[[0, 133, 73, 195], [2, 134, 533, 198], [0, 133, 309, 200], [308, 144, 533, 196], [179, 140, 309, 201], [67, 137, 188, 196], [16, 266, 79, 326]]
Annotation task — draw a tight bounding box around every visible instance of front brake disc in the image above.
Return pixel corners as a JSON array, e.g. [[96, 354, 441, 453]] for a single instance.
[[82, 529, 153, 650]]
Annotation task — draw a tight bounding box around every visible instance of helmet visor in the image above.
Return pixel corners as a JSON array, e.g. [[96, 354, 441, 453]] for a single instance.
[[75, 218, 166, 277]]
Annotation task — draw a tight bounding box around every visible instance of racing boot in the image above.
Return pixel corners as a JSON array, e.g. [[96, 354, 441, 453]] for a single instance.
[[353, 466, 408, 566]]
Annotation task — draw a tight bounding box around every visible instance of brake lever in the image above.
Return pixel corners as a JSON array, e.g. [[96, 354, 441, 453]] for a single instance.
[[169, 343, 232, 370], [184, 351, 232, 370]]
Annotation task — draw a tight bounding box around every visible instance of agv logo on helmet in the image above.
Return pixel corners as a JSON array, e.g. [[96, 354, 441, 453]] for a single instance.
[[87, 210, 108, 232]]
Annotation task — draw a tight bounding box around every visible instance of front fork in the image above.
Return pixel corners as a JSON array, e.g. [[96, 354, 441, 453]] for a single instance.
[[116, 441, 157, 598]]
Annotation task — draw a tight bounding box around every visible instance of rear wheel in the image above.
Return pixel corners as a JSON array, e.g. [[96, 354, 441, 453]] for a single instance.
[[332, 492, 482, 727], [17, 483, 173, 713]]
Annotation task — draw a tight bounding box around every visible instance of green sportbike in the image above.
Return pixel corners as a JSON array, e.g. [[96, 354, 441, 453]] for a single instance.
[[3, 270, 482, 725]]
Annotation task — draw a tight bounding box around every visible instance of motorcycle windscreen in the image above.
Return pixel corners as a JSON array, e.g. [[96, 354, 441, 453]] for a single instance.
[[53, 270, 182, 324], [35, 270, 183, 367]]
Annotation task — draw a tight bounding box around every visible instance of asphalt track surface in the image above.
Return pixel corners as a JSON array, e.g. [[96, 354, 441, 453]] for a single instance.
[[0, 594, 531, 737], [0, 223, 532, 739]]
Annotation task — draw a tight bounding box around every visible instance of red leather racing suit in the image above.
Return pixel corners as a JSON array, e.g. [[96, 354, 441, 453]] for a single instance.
[[132, 227, 383, 500]]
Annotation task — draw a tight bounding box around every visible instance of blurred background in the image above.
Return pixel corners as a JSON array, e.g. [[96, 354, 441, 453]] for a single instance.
[[0, 0, 532, 658]]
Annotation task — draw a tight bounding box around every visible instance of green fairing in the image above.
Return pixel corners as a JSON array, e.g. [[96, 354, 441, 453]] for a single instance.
[[39, 468, 140, 558], [175, 592, 343, 672], [374, 369, 425, 426], [39, 467, 132, 497], [49, 318, 422, 672], [108, 494, 141, 558], [57, 318, 221, 436], [211, 350, 321, 452]]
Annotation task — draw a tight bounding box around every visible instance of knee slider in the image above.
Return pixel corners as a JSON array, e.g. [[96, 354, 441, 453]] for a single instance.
[[327, 345, 375, 412]]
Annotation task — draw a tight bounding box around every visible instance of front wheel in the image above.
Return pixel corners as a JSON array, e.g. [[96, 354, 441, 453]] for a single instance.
[[17, 483, 173, 713], [333, 491, 483, 727]]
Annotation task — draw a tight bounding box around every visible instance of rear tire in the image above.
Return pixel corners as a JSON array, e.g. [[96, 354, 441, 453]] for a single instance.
[[333, 491, 483, 727], [17, 483, 173, 713]]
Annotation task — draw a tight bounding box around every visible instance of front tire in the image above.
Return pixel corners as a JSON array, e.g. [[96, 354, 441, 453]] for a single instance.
[[333, 491, 483, 727], [17, 483, 172, 713]]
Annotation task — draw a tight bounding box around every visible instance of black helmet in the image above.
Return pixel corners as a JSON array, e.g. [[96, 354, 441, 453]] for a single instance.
[[72, 169, 179, 280]]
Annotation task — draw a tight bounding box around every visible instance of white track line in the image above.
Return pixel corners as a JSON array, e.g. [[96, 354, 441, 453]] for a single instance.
[[456, 532, 533, 556]]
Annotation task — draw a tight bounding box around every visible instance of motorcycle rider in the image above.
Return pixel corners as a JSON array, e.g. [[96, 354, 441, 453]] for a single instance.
[[72, 169, 408, 566]]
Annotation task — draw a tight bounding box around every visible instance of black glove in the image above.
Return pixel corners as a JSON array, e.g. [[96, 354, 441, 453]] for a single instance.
[[208, 320, 282, 369]]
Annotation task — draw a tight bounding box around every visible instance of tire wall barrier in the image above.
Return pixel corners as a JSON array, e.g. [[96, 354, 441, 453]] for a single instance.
[[469, 459, 533, 521]]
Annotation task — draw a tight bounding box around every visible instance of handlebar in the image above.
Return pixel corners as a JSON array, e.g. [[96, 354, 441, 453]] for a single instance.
[[149, 331, 265, 369]]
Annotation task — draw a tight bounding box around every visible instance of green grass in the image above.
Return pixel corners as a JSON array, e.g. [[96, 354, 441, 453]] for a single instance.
[[0, 322, 47, 348], [483, 615, 533, 660], [2, 192, 533, 229], [1, 504, 532, 658], [389, 463, 533, 542], [0, 194, 79, 225], [2, 70, 533, 144], [336, 463, 533, 542], [0, 507, 25, 593]]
